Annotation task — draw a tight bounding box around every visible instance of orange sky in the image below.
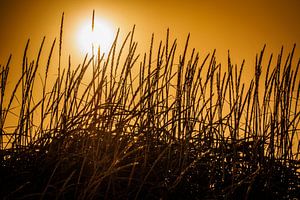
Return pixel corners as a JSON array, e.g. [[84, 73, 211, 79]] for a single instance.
[[0, 0, 299, 138], [0, 0, 300, 72]]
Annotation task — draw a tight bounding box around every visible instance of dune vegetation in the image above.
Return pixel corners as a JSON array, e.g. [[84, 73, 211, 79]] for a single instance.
[[0, 14, 299, 199]]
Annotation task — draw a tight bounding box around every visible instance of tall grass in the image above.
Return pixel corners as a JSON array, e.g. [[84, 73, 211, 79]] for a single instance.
[[0, 13, 299, 199]]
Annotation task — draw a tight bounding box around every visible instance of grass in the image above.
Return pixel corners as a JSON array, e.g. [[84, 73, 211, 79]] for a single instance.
[[0, 13, 299, 199]]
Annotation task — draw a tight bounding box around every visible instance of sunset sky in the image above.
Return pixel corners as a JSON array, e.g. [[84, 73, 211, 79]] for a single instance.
[[0, 0, 300, 72]]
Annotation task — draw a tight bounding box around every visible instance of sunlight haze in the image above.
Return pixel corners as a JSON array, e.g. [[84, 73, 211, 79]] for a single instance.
[[1, 0, 300, 66]]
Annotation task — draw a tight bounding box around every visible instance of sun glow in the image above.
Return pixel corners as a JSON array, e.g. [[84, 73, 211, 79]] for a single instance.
[[77, 18, 115, 55]]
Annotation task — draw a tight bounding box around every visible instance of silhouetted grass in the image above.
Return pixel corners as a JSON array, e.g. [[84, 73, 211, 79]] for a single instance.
[[0, 13, 299, 199]]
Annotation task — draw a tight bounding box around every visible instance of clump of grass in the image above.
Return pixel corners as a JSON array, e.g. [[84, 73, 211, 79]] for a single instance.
[[0, 13, 299, 199]]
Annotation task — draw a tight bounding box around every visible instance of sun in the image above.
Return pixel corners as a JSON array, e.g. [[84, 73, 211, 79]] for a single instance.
[[77, 17, 115, 56]]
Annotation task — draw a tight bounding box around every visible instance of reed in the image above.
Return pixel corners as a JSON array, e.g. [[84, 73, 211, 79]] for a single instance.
[[0, 13, 299, 199]]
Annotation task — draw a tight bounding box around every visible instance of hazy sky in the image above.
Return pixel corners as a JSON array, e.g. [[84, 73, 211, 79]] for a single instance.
[[0, 0, 300, 68]]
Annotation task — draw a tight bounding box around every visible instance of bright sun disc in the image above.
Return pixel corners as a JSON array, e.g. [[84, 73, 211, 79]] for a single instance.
[[77, 18, 115, 55]]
